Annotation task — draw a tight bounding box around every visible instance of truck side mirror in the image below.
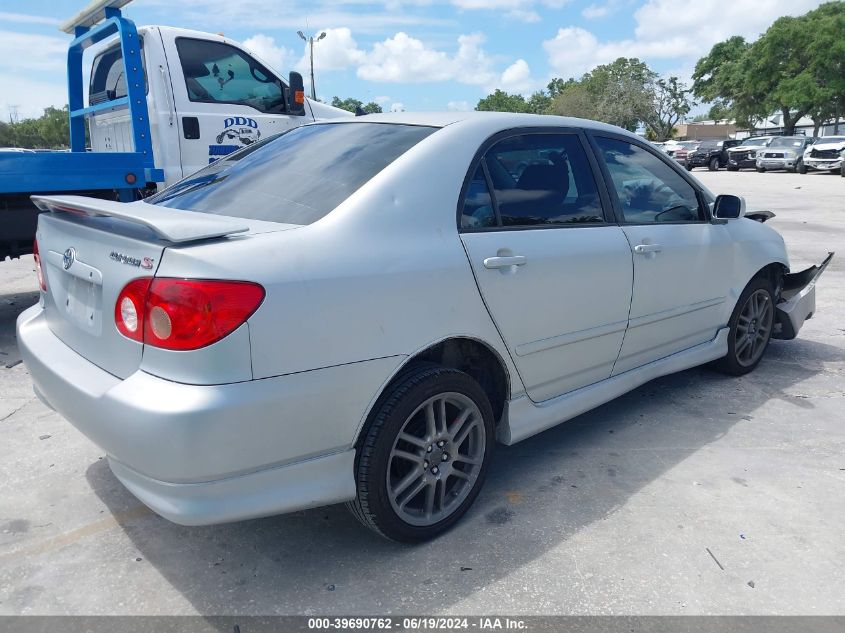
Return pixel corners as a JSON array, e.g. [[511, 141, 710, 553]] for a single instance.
[[713, 194, 745, 219], [288, 72, 306, 116]]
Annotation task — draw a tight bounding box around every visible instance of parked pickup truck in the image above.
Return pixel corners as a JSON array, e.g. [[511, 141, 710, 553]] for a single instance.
[[0, 0, 349, 260], [756, 136, 815, 173], [726, 136, 775, 171], [686, 139, 742, 171]]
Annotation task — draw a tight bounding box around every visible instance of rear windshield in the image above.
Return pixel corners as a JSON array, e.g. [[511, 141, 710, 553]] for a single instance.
[[149, 122, 437, 225]]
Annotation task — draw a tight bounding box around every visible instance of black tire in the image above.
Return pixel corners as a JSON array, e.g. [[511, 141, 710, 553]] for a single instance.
[[727, 164, 738, 172], [708, 157, 719, 171], [841, 163, 845, 177], [710, 276, 776, 376], [798, 161, 807, 174], [685, 162, 693, 171], [757, 166, 766, 173], [348, 364, 495, 542]]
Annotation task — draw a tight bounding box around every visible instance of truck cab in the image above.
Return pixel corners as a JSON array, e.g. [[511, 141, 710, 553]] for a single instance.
[[88, 25, 349, 189]]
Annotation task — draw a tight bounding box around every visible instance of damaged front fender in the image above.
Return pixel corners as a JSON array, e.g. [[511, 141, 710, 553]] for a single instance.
[[773, 252, 834, 340]]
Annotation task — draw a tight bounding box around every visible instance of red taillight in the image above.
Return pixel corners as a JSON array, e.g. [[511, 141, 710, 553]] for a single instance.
[[33, 239, 47, 292], [114, 278, 264, 350], [115, 278, 153, 342]]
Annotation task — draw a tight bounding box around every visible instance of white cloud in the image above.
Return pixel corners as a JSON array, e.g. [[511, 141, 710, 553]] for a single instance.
[[373, 95, 392, 105], [0, 31, 67, 73], [296, 27, 366, 73], [582, 3, 611, 19], [242, 34, 293, 74], [358, 32, 454, 82], [0, 12, 60, 25], [450, 0, 572, 22], [355, 31, 497, 86], [389, 102, 405, 112], [447, 100, 471, 111], [496, 59, 537, 94], [633, 0, 826, 43], [141, 0, 454, 35], [547, 0, 827, 80]]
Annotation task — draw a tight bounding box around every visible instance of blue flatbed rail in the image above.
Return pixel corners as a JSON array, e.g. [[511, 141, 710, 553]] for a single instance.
[[0, 5, 163, 260]]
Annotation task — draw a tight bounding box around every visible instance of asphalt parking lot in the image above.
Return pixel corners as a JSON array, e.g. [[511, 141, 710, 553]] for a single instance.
[[0, 170, 843, 616]]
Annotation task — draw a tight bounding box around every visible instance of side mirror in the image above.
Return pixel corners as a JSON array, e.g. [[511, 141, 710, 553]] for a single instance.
[[287, 72, 306, 116], [713, 194, 745, 220]]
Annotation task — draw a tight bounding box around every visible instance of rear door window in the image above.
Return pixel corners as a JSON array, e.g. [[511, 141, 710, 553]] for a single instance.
[[461, 132, 605, 229]]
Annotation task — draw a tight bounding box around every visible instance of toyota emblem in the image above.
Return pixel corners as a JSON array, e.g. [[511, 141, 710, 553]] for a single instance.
[[62, 247, 76, 270]]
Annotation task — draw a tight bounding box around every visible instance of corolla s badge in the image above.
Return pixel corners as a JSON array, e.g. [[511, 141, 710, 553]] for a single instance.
[[62, 248, 76, 270], [110, 251, 154, 270]]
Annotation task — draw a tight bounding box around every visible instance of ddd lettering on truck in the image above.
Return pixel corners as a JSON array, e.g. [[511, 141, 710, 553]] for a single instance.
[[208, 117, 261, 163]]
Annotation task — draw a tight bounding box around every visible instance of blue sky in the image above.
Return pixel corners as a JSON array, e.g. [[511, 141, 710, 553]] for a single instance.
[[0, 0, 828, 119]]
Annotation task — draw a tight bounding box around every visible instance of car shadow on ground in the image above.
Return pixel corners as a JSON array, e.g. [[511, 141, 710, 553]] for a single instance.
[[81, 335, 844, 615]]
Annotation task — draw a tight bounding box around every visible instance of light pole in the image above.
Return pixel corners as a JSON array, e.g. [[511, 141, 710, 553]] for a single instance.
[[297, 30, 326, 101]]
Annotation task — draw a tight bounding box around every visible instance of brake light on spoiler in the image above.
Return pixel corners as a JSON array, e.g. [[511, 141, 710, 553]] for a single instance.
[[115, 278, 265, 350]]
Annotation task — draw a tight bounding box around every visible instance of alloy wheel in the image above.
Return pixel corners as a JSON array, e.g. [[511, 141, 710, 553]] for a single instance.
[[734, 289, 774, 367], [386, 392, 486, 527]]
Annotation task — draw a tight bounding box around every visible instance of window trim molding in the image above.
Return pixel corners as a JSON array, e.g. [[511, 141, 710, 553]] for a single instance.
[[174, 36, 288, 115], [457, 126, 615, 234]]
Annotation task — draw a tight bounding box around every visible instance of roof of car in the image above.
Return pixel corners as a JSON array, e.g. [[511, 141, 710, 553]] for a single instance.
[[333, 111, 633, 136]]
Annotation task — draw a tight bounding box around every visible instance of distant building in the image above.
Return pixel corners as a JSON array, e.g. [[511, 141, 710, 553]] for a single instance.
[[677, 113, 844, 140], [674, 122, 738, 140]]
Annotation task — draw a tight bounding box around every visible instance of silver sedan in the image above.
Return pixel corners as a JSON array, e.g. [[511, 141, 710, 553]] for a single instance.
[[17, 112, 830, 541]]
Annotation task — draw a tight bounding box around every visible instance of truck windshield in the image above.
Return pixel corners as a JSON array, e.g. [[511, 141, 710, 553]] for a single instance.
[[149, 123, 437, 225], [769, 137, 805, 147]]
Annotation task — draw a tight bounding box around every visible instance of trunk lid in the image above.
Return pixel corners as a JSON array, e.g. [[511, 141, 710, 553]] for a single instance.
[[32, 195, 261, 379]]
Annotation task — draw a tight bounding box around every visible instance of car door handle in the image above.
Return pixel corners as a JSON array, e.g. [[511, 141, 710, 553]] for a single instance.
[[483, 255, 527, 269], [634, 243, 662, 254]]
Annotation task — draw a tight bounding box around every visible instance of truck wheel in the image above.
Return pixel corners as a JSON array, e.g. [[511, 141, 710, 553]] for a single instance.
[[841, 163, 845, 177], [727, 164, 738, 172], [710, 276, 775, 377], [708, 157, 719, 171], [798, 161, 807, 174], [685, 162, 693, 171], [757, 166, 766, 173], [348, 364, 494, 542]]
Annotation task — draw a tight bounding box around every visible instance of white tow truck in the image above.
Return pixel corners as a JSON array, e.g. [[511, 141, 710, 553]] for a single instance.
[[0, 0, 349, 259]]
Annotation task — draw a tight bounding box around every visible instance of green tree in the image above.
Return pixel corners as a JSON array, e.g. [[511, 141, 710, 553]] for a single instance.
[[526, 91, 552, 114], [706, 100, 733, 122], [693, 3, 845, 136], [475, 89, 529, 113], [330, 96, 383, 114], [546, 77, 576, 99], [547, 82, 594, 119], [643, 76, 693, 142], [549, 58, 655, 131]]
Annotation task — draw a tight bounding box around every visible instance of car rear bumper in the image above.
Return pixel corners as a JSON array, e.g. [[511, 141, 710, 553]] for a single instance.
[[17, 305, 403, 524]]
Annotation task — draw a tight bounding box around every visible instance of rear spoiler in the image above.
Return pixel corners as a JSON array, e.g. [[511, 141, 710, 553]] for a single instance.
[[31, 195, 249, 243]]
